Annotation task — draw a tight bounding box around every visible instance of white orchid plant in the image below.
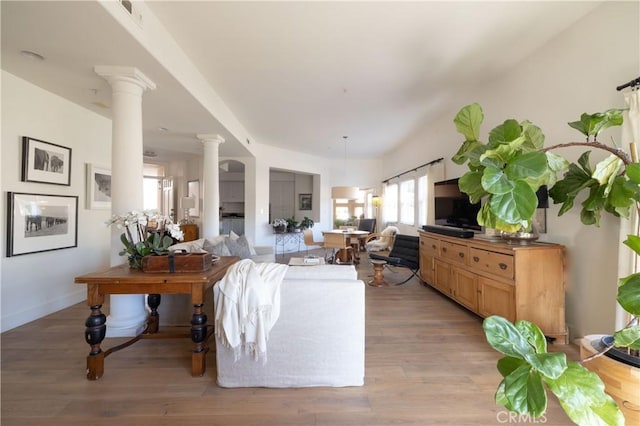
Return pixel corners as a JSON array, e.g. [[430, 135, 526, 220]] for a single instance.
[[106, 210, 184, 269], [272, 218, 287, 228]]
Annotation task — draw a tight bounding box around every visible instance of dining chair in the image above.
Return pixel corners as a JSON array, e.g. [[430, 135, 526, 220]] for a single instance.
[[302, 229, 324, 254]]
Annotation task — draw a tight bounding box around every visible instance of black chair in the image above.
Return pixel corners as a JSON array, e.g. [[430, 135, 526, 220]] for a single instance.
[[368, 234, 420, 286], [358, 218, 376, 233]]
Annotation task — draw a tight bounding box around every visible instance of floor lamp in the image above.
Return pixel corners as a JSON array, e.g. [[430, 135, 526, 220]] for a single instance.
[[372, 195, 382, 232]]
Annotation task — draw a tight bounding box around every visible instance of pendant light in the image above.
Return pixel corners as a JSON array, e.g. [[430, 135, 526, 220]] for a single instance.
[[331, 136, 359, 199]]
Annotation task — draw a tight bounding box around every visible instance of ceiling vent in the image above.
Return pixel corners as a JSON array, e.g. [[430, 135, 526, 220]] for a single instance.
[[118, 0, 143, 28]]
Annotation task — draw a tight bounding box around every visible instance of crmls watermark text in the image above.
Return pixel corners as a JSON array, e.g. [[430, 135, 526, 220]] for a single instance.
[[496, 411, 548, 424]]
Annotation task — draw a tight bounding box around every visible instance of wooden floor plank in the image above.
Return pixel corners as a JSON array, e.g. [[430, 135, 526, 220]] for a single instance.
[[1, 249, 579, 425]]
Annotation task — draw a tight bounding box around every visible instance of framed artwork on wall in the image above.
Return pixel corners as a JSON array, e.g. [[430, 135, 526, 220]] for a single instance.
[[187, 180, 200, 218], [299, 193, 312, 210], [21, 136, 72, 186], [6, 192, 78, 257], [86, 164, 111, 210]]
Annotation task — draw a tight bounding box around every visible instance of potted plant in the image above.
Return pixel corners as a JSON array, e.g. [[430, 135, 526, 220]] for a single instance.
[[300, 216, 314, 230], [106, 210, 184, 269], [286, 216, 299, 233], [452, 103, 639, 425], [272, 218, 287, 233]]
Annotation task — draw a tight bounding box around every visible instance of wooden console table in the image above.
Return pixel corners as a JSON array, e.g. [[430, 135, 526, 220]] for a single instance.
[[74, 256, 239, 380]]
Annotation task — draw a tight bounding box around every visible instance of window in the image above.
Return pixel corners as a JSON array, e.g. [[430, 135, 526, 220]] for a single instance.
[[143, 163, 165, 212], [384, 183, 398, 223], [418, 175, 427, 226], [399, 179, 415, 225], [333, 190, 365, 226], [383, 168, 433, 227]]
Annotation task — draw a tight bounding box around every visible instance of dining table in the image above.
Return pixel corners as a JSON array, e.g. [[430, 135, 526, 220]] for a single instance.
[[322, 229, 370, 264]]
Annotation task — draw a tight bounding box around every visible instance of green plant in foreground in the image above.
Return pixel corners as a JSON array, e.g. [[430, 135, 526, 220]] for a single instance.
[[453, 103, 640, 425], [484, 316, 623, 425]]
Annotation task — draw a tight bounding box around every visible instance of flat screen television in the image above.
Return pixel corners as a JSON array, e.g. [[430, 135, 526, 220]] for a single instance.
[[433, 178, 549, 232], [433, 178, 482, 231]]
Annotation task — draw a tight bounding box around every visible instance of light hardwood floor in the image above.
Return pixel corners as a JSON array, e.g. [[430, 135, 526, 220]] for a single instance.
[[1, 250, 579, 425]]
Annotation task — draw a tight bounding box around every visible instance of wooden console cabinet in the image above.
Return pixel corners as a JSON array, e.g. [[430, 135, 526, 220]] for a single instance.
[[180, 224, 199, 242], [418, 230, 567, 343]]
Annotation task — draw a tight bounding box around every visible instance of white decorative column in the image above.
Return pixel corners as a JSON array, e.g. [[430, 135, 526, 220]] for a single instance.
[[198, 134, 225, 238], [95, 66, 156, 337]]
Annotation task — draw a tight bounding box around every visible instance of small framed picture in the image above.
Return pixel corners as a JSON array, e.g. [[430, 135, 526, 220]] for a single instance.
[[299, 193, 312, 210], [21, 137, 72, 186], [86, 164, 111, 210], [6, 192, 78, 257]]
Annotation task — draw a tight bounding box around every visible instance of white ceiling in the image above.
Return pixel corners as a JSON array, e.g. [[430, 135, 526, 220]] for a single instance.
[[2, 1, 602, 161]]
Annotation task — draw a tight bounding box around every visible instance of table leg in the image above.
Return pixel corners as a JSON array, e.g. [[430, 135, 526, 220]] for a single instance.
[[190, 303, 207, 376], [147, 294, 161, 334], [84, 304, 106, 380]]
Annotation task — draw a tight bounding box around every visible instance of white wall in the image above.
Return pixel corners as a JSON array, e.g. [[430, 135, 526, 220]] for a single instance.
[[1, 71, 112, 332], [385, 1, 639, 340]]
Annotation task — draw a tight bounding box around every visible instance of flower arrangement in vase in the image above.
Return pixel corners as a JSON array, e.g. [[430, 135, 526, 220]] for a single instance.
[[106, 210, 184, 269], [272, 218, 287, 233]]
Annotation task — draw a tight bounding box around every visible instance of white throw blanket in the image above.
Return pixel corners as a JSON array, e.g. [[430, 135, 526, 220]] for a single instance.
[[214, 259, 289, 363]]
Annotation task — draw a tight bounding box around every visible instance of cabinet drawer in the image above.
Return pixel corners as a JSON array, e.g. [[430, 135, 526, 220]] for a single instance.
[[440, 241, 468, 265], [469, 248, 514, 279], [420, 236, 439, 256]]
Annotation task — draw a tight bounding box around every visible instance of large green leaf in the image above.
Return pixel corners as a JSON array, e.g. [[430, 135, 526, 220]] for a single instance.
[[503, 366, 547, 417], [617, 272, 640, 315], [623, 234, 640, 255], [482, 167, 514, 195], [505, 152, 548, 181], [546, 152, 570, 173], [626, 162, 640, 184], [514, 320, 547, 353], [545, 362, 624, 426], [568, 113, 592, 138], [489, 181, 537, 225], [592, 155, 624, 195], [454, 103, 483, 142], [577, 151, 593, 175], [526, 352, 567, 380], [521, 121, 545, 152], [483, 316, 535, 359], [452, 140, 482, 165], [613, 325, 640, 350], [459, 171, 487, 204], [488, 119, 522, 145], [567, 110, 624, 140], [497, 356, 526, 378], [608, 177, 635, 216]]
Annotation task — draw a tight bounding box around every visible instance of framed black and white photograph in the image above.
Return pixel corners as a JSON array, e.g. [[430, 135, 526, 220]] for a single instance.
[[299, 193, 312, 210], [21, 136, 72, 186], [187, 180, 200, 218], [7, 192, 78, 257], [86, 163, 111, 210]]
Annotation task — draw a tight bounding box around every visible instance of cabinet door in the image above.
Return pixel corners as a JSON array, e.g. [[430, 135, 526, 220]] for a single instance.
[[230, 181, 244, 202], [220, 219, 232, 235], [453, 267, 477, 311], [434, 259, 453, 297], [477, 277, 515, 322], [420, 252, 435, 285], [231, 219, 245, 236]]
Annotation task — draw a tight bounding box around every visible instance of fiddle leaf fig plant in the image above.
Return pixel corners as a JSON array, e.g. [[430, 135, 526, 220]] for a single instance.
[[452, 103, 640, 425], [452, 103, 566, 233]]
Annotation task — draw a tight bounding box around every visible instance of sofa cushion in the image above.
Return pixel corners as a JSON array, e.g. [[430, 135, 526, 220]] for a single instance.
[[169, 238, 206, 253], [225, 235, 253, 259], [203, 239, 232, 256]]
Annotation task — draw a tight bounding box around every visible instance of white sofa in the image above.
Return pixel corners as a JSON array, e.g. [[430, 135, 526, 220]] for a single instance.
[[169, 235, 275, 263], [214, 264, 365, 388]]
